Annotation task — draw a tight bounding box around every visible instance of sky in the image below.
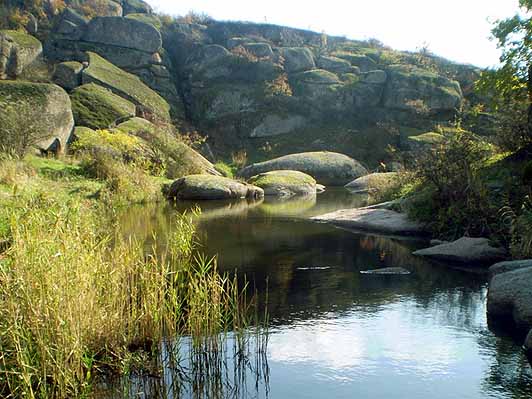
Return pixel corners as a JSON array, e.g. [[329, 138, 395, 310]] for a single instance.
[[146, 0, 521, 68]]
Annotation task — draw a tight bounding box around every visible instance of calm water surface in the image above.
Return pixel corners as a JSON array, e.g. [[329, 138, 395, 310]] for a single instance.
[[109, 189, 532, 399]]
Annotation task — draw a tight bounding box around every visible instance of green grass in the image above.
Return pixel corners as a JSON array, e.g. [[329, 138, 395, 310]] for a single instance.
[[70, 83, 136, 129], [248, 170, 316, 187], [83, 52, 170, 121], [125, 13, 162, 30]]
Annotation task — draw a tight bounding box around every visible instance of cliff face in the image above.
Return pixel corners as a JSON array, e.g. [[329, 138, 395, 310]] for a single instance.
[[162, 21, 477, 166], [2, 1, 480, 166]]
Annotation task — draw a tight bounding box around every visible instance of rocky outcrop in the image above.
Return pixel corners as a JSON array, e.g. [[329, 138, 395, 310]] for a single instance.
[[53, 61, 84, 90], [122, 0, 153, 15], [312, 208, 428, 236], [83, 16, 162, 53], [45, 10, 183, 117], [239, 152, 368, 186], [70, 83, 136, 129], [383, 65, 462, 112], [280, 47, 315, 73], [81, 52, 170, 120], [413, 237, 506, 265], [247, 170, 317, 197], [250, 114, 307, 138], [165, 175, 264, 200], [345, 172, 398, 193], [0, 30, 42, 79], [0, 81, 73, 153], [487, 266, 532, 332]]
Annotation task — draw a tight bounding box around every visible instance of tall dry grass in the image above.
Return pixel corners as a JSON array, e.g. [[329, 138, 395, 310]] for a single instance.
[[0, 193, 257, 398]]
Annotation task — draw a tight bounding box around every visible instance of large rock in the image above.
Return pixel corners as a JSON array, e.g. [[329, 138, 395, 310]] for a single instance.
[[115, 117, 221, 178], [317, 55, 353, 74], [0, 30, 42, 79], [489, 259, 532, 278], [312, 208, 428, 236], [83, 17, 162, 53], [413, 237, 506, 265], [487, 266, 532, 331], [165, 175, 264, 200], [280, 47, 315, 73], [345, 172, 398, 193], [82, 52, 170, 120], [0, 81, 73, 153], [248, 170, 317, 197], [53, 61, 84, 90], [122, 0, 153, 15], [69, 0, 123, 17], [239, 152, 368, 186], [70, 83, 136, 129], [383, 65, 462, 112]]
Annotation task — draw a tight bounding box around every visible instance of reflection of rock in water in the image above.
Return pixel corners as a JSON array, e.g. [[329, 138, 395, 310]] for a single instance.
[[257, 194, 317, 217]]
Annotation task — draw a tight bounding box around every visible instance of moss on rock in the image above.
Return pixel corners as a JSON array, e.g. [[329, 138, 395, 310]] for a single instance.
[[248, 170, 317, 197], [70, 83, 136, 129], [82, 52, 170, 121]]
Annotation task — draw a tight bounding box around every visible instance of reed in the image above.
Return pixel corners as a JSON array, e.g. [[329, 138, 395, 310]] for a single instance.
[[0, 192, 265, 398]]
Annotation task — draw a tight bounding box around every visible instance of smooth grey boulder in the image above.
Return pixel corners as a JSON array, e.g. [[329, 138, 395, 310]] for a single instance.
[[383, 65, 462, 112], [489, 259, 532, 278], [53, 61, 84, 90], [0, 30, 42, 79], [487, 266, 532, 331], [280, 47, 315, 73], [248, 170, 317, 197], [345, 172, 398, 193], [360, 267, 411, 275], [0, 81, 74, 154], [312, 208, 428, 236], [83, 17, 162, 53], [413, 237, 506, 265], [239, 151, 368, 186], [166, 175, 264, 201]]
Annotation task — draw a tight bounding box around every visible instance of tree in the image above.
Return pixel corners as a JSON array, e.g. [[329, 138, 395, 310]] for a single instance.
[[478, 0, 532, 148]]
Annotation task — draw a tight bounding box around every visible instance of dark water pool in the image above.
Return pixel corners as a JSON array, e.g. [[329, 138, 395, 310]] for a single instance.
[[106, 189, 532, 399]]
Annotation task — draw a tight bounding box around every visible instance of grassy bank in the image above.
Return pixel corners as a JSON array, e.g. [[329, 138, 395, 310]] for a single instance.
[[0, 155, 261, 398]]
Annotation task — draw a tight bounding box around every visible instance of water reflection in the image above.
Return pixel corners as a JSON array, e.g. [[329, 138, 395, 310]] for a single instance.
[[111, 190, 532, 399]]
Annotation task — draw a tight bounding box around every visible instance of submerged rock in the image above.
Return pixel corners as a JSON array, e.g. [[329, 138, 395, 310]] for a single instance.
[[413, 237, 506, 265], [360, 267, 411, 275], [487, 266, 532, 331], [248, 170, 317, 197], [239, 151, 368, 186], [312, 208, 427, 236], [165, 175, 264, 201]]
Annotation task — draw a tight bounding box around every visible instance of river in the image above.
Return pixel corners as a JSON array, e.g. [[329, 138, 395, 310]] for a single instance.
[[102, 188, 532, 399]]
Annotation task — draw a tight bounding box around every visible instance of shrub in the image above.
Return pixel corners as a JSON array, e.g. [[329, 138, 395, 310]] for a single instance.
[[406, 131, 498, 238]]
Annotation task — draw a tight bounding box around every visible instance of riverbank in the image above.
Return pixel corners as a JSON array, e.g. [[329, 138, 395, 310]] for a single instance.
[[0, 155, 260, 397]]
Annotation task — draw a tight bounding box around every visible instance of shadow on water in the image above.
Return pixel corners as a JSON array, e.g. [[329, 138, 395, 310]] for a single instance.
[[105, 189, 532, 399]]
